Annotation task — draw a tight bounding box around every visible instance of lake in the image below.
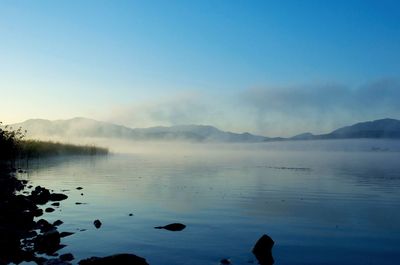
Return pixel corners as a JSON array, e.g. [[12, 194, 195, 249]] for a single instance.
[[17, 140, 400, 265]]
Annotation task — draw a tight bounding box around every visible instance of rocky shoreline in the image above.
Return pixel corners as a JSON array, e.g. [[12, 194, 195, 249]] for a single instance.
[[0, 166, 74, 264], [0, 165, 274, 265]]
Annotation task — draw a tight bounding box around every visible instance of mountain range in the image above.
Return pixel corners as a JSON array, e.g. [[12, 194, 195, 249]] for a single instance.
[[9, 117, 400, 142]]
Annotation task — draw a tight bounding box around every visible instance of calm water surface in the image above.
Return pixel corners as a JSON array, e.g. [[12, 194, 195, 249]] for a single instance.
[[18, 140, 400, 265]]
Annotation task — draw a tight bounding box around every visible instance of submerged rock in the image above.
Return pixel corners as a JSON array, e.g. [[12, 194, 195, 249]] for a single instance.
[[79, 253, 149, 265], [220, 258, 231, 265], [154, 223, 186, 231], [252, 234, 274, 265]]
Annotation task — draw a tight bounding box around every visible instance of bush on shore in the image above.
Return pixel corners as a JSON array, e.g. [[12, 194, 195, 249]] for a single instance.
[[0, 122, 25, 161]]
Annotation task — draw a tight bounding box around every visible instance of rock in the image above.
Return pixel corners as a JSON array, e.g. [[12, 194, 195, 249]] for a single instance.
[[34, 229, 61, 254], [78, 253, 149, 265], [53, 220, 63, 226], [30, 186, 51, 205], [52, 202, 61, 207], [129, 213, 133, 216], [220, 258, 231, 265], [33, 208, 44, 217], [252, 234, 274, 265], [49, 193, 68, 201], [154, 223, 186, 231], [36, 219, 54, 233], [76, 187, 83, 190], [93, 219, 102, 229], [44, 258, 71, 265], [45, 207, 55, 213], [60, 253, 74, 261]]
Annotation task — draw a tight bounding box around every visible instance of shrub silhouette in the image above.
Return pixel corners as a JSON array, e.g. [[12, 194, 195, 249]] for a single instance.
[[0, 122, 25, 162]]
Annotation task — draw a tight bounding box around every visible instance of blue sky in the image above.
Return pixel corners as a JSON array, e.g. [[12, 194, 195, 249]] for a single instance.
[[1, 0, 399, 136]]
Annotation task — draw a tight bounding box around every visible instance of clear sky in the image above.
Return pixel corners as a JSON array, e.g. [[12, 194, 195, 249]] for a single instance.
[[1, 0, 399, 136]]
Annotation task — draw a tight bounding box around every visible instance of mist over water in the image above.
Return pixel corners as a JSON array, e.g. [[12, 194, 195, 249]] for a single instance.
[[17, 140, 400, 265], [24, 135, 400, 154]]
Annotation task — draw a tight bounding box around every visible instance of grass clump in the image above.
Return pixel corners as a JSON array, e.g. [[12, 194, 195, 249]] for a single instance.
[[20, 140, 108, 158]]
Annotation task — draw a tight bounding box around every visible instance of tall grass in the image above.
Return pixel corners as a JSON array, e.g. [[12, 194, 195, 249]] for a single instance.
[[19, 140, 108, 158], [1, 122, 108, 164]]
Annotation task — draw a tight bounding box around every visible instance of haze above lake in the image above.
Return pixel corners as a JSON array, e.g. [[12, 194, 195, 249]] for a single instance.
[[18, 139, 400, 265]]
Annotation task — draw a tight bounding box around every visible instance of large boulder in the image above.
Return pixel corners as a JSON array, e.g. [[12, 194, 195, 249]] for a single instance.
[[79, 254, 149, 265], [252, 234, 274, 265]]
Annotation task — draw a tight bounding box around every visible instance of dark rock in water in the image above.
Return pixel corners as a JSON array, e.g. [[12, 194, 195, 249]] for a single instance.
[[220, 258, 231, 264], [93, 219, 102, 229], [36, 219, 54, 233], [129, 213, 133, 216], [44, 258, 71, 265], [60, 253, 74, 261], [53, 220, 64, 226], [78, 253, 149, 265], [75, 202, 86, 205], [52, 202, 61, 207], [30, 186, 52, 205], [33, 208, 44, 217], [154, 223, 186, 231], [49, 193, 68, 201], [34, 229, 61, 254], [76, 187, 83, 190], [45, 207, 55, 213], [252, 234, 274, 265], [60, 232, 74, 238]]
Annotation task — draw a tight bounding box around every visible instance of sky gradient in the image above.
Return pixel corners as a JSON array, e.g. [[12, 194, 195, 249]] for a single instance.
[[1, 0, 399, 136]]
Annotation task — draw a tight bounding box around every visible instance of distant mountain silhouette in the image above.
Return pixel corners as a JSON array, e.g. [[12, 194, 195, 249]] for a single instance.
[[11, 117, 271, 142], [10, 117, 400, 142], [290, 118, 400, 140]]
